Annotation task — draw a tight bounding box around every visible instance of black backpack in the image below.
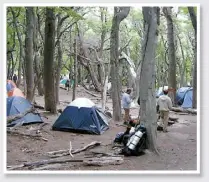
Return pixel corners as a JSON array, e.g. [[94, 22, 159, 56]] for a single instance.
[[121, 125, 147, 156]]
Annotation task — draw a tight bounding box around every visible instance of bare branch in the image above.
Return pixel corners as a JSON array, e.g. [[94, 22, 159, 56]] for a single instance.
[[119, 38, 132, 54]]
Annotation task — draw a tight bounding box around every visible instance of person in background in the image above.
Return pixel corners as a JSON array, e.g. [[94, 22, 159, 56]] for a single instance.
[[12, 74, 17, 84], [122, 88, 132, 125], [157, 87, 172, 132], [65, 79, 70, 91]]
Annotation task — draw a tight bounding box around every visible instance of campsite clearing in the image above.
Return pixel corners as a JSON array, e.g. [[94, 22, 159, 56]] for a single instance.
[[7, 87, 197, 171]]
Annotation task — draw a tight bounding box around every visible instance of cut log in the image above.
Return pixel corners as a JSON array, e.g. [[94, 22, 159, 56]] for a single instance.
[[7, 107, 35, 123], [171, 107, 197, 115], [7, 158, 83, 170], [88, 151, 123, 157], [46, 141, 101, 158], [83, 156, 124, 166]]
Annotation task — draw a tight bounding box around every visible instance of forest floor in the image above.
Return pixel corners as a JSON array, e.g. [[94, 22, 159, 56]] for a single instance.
[[7, 86, 197, 171]]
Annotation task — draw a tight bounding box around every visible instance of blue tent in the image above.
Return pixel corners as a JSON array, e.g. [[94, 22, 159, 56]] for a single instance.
[[52, 98, 110, 135], [7, 82, 16, 92], [181, 88, 193, 108], [176, 87, 191, 105], [7, 96, 43, 127]]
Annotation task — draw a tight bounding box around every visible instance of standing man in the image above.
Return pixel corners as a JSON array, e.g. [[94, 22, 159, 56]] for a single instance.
[[12, 74, 17, 85], [157, 87, 172, 132], [122, 88, 132, 125]]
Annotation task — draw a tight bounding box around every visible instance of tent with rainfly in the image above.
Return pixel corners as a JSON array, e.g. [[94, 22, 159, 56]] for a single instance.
[[52, 98, 110, 135], [7, 96, 43, 127], [176, 87, 193, 108]]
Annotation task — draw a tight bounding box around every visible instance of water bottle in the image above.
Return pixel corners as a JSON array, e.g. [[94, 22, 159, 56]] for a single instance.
[[126, 130, 143, 150]]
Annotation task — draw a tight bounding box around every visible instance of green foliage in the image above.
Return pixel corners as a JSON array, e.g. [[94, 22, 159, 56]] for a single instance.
[[6, 6, 195, 87], [54, 7, 85, 21]]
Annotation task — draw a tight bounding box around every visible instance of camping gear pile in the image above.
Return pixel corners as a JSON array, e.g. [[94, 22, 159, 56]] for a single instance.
[[114, 121, 147, 156]]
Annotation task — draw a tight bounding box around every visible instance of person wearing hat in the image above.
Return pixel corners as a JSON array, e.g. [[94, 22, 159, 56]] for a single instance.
[[122, 88, 132, 125], [157, 86, 172, 132]]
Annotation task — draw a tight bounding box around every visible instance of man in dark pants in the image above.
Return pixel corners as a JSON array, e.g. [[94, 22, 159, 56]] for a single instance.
[[65, 79, 70, 91], [12, 74, 17, 85]]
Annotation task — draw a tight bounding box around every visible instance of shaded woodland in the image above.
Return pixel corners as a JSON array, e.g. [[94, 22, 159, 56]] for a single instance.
[[6, 6, 197, 152]]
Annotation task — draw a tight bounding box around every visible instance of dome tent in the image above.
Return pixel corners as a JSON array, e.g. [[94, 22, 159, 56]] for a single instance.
[[176, 87, 193, 108], [7, 96, 43, 127], [181, 88, 193, 108], [52, 98, 110, 135]]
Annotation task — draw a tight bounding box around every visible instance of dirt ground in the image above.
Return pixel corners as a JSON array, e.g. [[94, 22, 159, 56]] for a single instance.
[[7, 87, 197, 171]]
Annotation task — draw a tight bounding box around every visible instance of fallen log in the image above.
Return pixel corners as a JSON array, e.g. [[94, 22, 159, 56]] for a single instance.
[[8, 156, 124, 170], [84, 89, 100, 97], [7, 129, 48, 141], [88, 151, 123, 157], [60, 100, 71, 104], [47, 141, 101, 158], [84, 156, 124, 166], [33, 103, 45, 110], [169, 116, 179, 122], [29, 122, 49, 131], [7, 107, 35, 123], [7, 158, 83, 170], [168, 120, 175, 125], [171, 107, 197, 115], [32, 164, 64, 170], [59, 87, 67, 90]]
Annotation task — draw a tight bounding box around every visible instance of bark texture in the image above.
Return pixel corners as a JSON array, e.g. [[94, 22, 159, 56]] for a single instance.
[[138, 7, 160, 152], [110, 7, 130, 121], [43, 8, 57, 113]]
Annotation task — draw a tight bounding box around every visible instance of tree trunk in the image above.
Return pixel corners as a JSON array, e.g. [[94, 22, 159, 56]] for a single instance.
[[34, 52, 44, 96], [78, 63, 81, 84], [7, 52, 12, 79], [22, 63, 27, 95], [163, 7, 176, 105], [176, 33, 186, 87], [101, 63, 110, 111], [11, 8, 24, 87], [55, 14, 63, 104], [72, 35, 78, 101], [43, 8, 57, 113], [35, 8, 44, 96], [188, 7, 197, 109], [138, 7, 160, 152], [97, 7, 107, 84], [77, 25, 101, 92], [110, 7, 130, 122], [25, 7, 35, 102]]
